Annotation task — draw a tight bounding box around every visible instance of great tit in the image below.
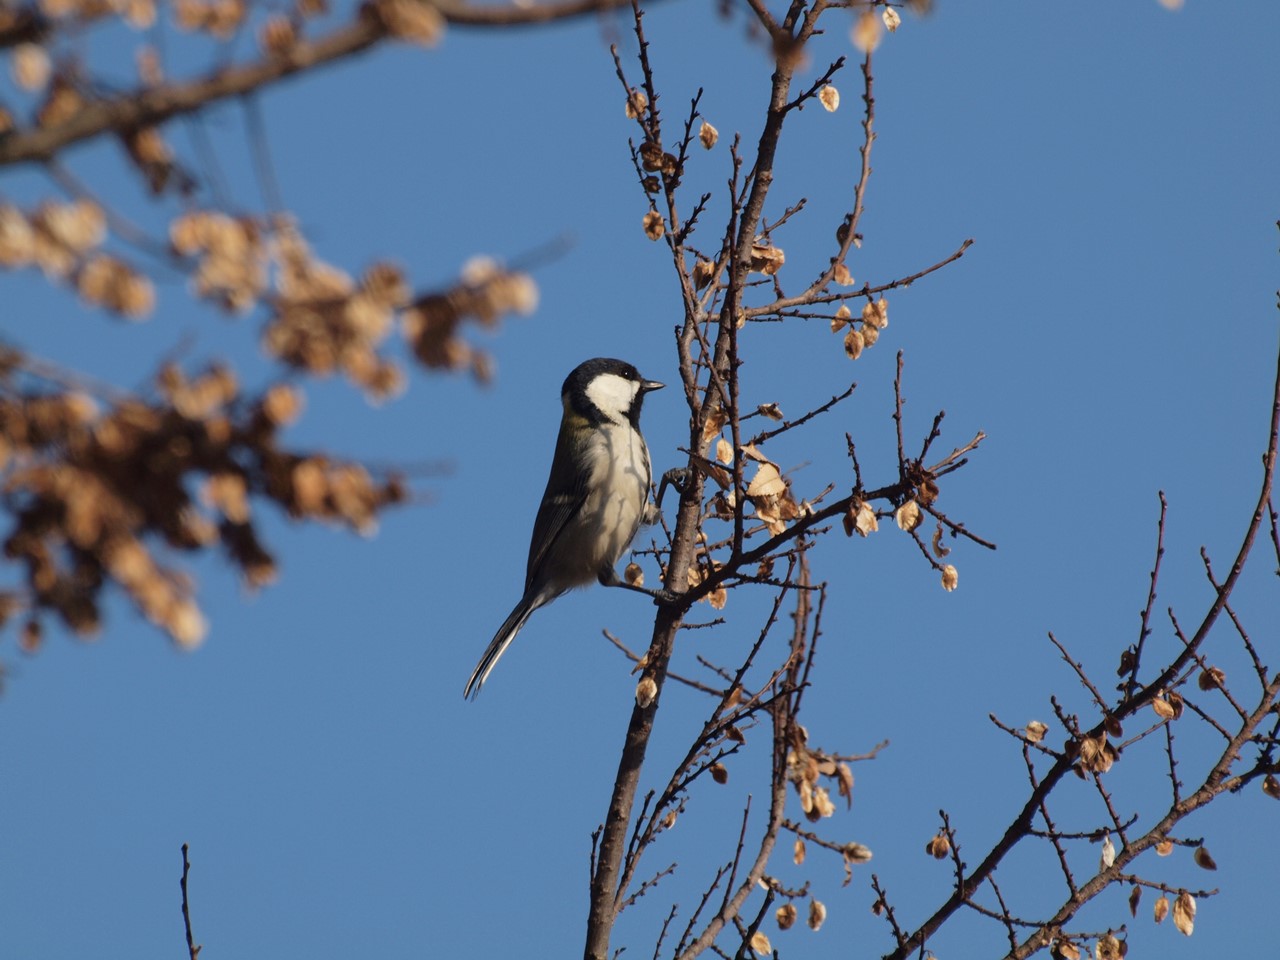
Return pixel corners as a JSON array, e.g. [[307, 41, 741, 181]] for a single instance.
[[464, 357, 666, 699]]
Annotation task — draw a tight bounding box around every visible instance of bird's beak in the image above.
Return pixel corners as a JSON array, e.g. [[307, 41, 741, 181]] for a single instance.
[[642, 379, 665, 393]]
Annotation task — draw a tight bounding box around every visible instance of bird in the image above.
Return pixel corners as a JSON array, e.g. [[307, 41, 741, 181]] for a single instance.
[[464, 357, 666, 699]]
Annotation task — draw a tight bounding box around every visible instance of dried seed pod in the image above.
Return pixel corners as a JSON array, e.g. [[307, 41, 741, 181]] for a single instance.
[[852, 8, 881, 52], [895, 500, 922, 531], [844, 328, 865, 360], [1198, 666, 1226, 690], [1099, 833, 1116, 870], [749, 242, 785, 276], [12, 43, 52, 91], [940, 564, 959, 592], [807, 898, 826, 932], [843, 841, 872, 865], [1263, 774, 1280, 799], [624, 89, 648, 118], [639, 141, 664, 171], [1172, 891, 1195, 936], [831, 303, 852, 332], [1095, 934, 1125, 960], [635, 676, 657, 708]]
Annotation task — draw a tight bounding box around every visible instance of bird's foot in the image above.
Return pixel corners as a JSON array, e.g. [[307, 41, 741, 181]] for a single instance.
[[600, 568, 682, 605], [656, 467, 695, 508]]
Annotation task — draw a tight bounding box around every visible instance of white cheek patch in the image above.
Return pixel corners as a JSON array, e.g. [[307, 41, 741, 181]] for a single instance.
[[585, 373, 639, 423]]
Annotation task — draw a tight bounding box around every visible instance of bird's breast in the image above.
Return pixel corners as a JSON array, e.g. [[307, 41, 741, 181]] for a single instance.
[[575, 424, 652, 568]]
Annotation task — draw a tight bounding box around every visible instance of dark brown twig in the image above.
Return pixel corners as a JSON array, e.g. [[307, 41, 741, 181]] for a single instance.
[[180, 844, 200, 960]]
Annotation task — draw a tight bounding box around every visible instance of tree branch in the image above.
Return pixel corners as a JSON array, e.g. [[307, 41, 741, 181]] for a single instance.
[[0, 0, 652, 168]]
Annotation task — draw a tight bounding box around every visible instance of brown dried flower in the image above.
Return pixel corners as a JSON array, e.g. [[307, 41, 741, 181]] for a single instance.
[[925, 833, 950, 859], [642, 210, 665, 241]]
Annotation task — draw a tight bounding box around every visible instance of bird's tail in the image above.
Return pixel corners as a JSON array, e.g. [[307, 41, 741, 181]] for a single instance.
[[464, 593, 541, 700]]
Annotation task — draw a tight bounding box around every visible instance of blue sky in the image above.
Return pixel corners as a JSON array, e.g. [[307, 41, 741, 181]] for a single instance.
[[2, 1, 1278, 958]]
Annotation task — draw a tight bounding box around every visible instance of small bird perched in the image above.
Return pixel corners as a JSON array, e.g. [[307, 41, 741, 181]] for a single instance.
[[464, 357, 666, 699]]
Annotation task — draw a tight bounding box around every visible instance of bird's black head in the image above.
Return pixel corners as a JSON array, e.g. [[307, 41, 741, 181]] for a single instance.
[[563, 357, 664, 428]]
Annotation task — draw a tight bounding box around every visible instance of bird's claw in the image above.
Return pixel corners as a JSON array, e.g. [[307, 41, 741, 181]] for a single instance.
[[656, 466, 695, 508], [649, 587, 680, 605], [601, 567, 682, 606]]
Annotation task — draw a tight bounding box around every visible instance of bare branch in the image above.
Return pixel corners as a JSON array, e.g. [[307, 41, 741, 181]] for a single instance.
[[179, 844, 200, 960]]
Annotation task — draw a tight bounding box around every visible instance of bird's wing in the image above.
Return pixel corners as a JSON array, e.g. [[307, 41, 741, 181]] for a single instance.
[[524, 416, 590, 592]]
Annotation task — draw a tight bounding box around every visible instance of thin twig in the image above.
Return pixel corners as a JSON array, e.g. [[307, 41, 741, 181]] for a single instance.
[[180, 844, 200, 960], [603, 630, 722, 695]]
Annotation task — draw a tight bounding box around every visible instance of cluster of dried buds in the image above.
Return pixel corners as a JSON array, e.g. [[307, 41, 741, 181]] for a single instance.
[[3, 0, 339, 107], [265, 225, 408, 399], [682, 545, 726, 610], [0, 199, 153, 319], [1052, 934, 1129, 960], [2, 1, 153, 129], [786, 725, 871, 887], [831, 296, 888, 361], [170, 216, 535, 396], [402, 256, 538, 381], [5, 195, 537, 393], [1151, 688, 1185, 720], [742, 445, 810, 535], [171, 209, 269, 313], [750, 894, 826, 951], [843, 497, 878, 538], [838, 456, 959, 591], [771, 897, 827, 935], [3, 2, 143, 130], [696, 435, 811, 539], [1051, 889, 1196, 960], [784, 725, 854, 824], [1069, 716, 1122, 776], [688, 236, 784, 290], [688, 242, 786, 283], [0, 350, 406, 648], [749, 240, 785, 277]]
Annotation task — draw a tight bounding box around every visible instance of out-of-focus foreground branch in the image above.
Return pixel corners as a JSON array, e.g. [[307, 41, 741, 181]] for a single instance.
[[0, 0, 647, 168], [0, 0, 594, 650]]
